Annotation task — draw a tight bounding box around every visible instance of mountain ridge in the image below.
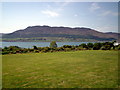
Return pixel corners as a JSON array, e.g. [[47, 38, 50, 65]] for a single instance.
[[2, 25, 120, 42]]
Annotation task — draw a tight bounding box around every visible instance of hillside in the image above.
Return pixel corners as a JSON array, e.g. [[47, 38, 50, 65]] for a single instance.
[[2, 25, 120, 42]]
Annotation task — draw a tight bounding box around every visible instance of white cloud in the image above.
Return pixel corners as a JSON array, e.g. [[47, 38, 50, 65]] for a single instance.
[[100, 10, 118, 16], [89, 3, 118, 17], [90, 3, 100, 12], [96, 26, 118, 32], [55, 2, 70, 11], [41, 10, 59, 17], [74, 14, 78, 17], [111, 12, 119, 16], [41, 1, 70, 18], [100, 10, 111, 16]]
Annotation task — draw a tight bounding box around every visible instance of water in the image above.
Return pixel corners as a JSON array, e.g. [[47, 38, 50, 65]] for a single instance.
[[1, 42, 92, 48]]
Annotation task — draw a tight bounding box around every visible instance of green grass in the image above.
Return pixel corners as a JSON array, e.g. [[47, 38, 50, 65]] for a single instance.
[[2, 50, 118, 88], [0, 55, 2, 89]]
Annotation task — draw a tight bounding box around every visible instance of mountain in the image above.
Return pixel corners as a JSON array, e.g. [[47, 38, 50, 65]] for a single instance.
[[0, 33, 3, 38], [2, 25, 120, 42]]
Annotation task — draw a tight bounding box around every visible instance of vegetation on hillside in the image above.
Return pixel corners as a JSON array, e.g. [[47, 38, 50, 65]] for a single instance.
[[2, 37, 107, 42], [1, 41, 120, 55], [2, 25, 119, 41]]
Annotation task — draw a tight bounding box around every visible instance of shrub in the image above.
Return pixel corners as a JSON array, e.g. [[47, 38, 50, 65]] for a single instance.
[[63, 45, 72, 48], [114, 45, 120, 50], [50, 41, 57, 48], [41, 49, 47, 53], [33, 46, 38, 50], [87, 43, 94, 49], [57, 47, 64, 51], [80, 43, 88, 49], [100, 45, 111, 50], [75, 47, 84, 50], [28, 48, 34, 52], [93, 43, 102, 50], [118, 45, 120, 50], [21, 49, 28, 53], [34, 50, 39, 53], [2, 51, 10, 55], [64, 48, 72, 51]]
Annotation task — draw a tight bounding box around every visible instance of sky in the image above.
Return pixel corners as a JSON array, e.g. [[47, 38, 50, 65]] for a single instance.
[[0, 1, 119, 33]]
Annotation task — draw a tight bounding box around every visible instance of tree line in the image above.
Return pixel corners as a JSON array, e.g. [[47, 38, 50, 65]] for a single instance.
[[1, 41, 120, 55]]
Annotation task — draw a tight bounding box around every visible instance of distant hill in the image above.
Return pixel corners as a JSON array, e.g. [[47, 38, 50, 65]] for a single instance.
[[2, 25, 120, 42]]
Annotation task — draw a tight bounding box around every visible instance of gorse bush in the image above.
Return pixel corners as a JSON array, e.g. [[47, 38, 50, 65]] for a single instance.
[[2, 41, 120, 55]]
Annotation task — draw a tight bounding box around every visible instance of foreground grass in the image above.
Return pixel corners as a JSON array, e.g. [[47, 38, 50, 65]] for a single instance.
[[0, 55, 2, 89], [2, 50, 118, 88]]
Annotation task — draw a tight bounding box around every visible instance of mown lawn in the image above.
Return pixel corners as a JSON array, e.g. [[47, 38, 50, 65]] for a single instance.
[[2, 50, 118, 88], [0, 55, 2, 89]]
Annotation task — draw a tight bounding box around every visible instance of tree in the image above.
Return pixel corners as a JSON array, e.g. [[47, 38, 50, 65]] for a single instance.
[[101, 42, 114, 50], [33, 46, 38, 50], [100, 45, 111, 50], [63, 45, 71, 48], [87, 43, 94, 49], [80, 43, 88, 49], [93, 43, 102, 50], [50, 41, 57, 48]]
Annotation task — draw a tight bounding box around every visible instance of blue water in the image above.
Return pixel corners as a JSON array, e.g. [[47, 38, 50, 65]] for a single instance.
[[1, 42, 93, 48]]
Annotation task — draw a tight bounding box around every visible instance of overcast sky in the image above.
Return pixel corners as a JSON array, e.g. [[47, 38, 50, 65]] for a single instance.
[[0, 1, 119, 33]]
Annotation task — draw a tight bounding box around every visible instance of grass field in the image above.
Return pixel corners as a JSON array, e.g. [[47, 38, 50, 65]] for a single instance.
[[2, 50, 118, 88], [0, 55, 2, 89]]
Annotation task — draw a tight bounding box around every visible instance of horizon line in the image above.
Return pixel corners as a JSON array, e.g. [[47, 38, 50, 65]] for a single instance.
[[1, 25, 119, 34]]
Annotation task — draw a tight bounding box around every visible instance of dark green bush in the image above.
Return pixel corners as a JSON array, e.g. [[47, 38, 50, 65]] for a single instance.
[[33, 46, 38, 50], [2, 51, 10, 55], [80, 43, 87, 48], [63, 45, 72, 48], [87, 43, 94, 49], [2, 41, 119, 55], [34, 50, 39, 53], [100, 45, 111, 50], [93, 43, 102, 50]]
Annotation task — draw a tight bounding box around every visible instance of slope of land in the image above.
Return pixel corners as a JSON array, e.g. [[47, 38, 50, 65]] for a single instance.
[[3, 50, 118, 88], [2, 25, 120, 42]]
